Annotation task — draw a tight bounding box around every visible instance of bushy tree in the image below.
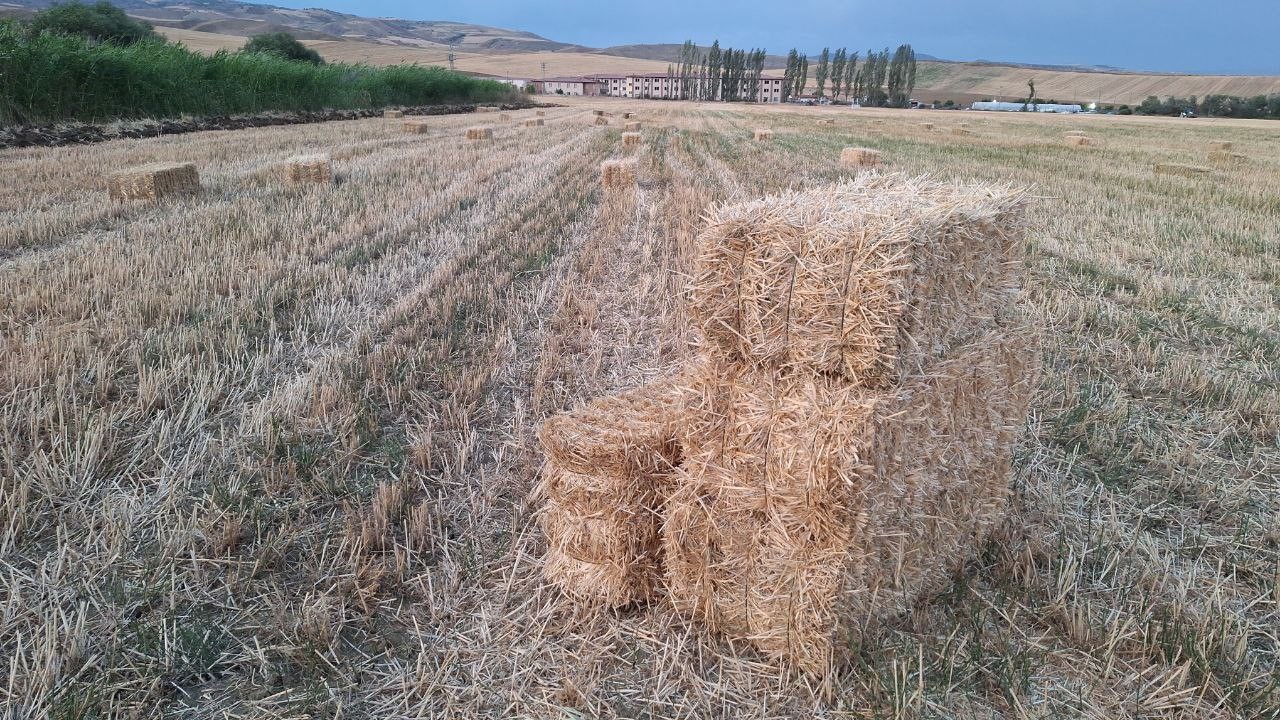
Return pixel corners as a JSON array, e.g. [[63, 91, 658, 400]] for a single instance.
[[242, 32, 324, 65], [29, 0, 159, 45]]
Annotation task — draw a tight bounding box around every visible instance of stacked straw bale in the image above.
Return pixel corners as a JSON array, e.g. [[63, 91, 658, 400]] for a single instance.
[[621, 132, 642, 148], [403, 120, 431, 134], [383, 109, 404, 119], [754, 129, 774, 141], [840, 146, 882, 168], [601, 158, 637, 188], [526, 118, 545, 127], [283, 154, 332, 184], [624, 121, 642, 131], [1154, 162, 1211, 178], [106, 162, 200, 201], [466, 126, 493, 140], [538, 174, 1036, 674], [538, 382, 684, 605]]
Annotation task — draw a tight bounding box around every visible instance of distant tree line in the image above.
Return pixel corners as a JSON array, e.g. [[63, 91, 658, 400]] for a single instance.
[[783, 44, 916, 106], [668, 40, 767, 101], [1136, 94, 1280, 119]]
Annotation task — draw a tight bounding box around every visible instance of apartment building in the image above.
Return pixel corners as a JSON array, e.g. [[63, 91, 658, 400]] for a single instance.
[[582, 73, 785, 103], [538, 77, 602, 96]]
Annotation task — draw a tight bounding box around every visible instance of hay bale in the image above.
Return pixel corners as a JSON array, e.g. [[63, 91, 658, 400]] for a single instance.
[[818, 119, 835, 125], [499, 113, 511, 121], [1154, 162, 1211, 178], [284, 154, 332, 184], [951, 127, 973, 136], [624, 112, 636, 119], [839, 146, 882, 168], [525, 118, 544, 127], [688, 175, 1029, 385], [465, 126, 493, 140], [621, 131, 641, 148], [403, 120, 431, 134], [536, 110, 546, 116], [539, 381, 685, 605], [601, 158, 637, 188], [593, 109, 605, 116], [1208, 150, 1247, 164], [624, 121, 642, 132], [666, 329, 1036, 672], [1064, 134, 1094, 147], [595, 116, 609, 126], [383, 109, 404, 119], [477, 106, 499, 113], [1209, 141, 1233, 151], [106, 162, 200, 201], [753, 128, 774, 141], [922, 122, 935, 130]]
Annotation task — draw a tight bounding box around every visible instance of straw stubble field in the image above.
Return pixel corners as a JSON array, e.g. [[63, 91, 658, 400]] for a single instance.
[[1, 101, 1277, 718]]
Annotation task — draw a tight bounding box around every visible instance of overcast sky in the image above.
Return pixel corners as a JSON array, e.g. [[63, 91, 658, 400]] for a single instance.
[[262, 0, 1278, 75]]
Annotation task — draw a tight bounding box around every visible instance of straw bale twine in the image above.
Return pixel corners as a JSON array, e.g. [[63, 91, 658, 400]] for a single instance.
[[839, 146, 882, 168], [403, 120, 430, 134], [383, 109, 404, 118], [753, 128, 774, 141], [600, 158, 637, 189], [284, 154, 332, 184], [525, 118, 545, 127], [621, 131, 641, 148], [1154, 162, 1211, 178], [106, 162, 200, 201], [688, 175, 1029, 385], [465, 126, 493, 140]]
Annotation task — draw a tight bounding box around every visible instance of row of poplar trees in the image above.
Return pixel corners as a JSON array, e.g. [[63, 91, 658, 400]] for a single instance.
[[785, 44, 918, 106], [667, 40, 769, 101], [662, 41, 918, 106]]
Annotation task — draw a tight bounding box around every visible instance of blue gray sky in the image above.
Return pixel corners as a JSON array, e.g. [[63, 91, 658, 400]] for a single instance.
[[264, 0, 1278, 75]]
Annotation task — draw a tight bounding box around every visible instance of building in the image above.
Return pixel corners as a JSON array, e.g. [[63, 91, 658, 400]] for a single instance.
[[586, 73, 785, 103], [971, 101, 1083, 113], [495, 78, 534, 91], [541, 77, 602, 96]]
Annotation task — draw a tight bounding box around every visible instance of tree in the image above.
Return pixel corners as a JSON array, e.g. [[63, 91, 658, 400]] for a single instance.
[[29, 0, 159, 45], [796, 54, 809, 97], [783, 48, 798, 102], [1024, 78, 1036, 111], [887, 44, 916, 107], [843, 51, 858, 102], [814, 47, 830, 98], [706, 40, 722, 100], [242, 32, 324, 64], [830, 48, 846, 100], [863, 48, 889, 106]]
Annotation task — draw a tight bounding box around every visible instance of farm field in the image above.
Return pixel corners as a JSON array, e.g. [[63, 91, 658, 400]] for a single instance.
[[1, 100, 1278, 718]]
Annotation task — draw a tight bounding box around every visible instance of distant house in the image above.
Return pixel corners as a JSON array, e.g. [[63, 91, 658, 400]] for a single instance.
[[495, 78, 534, 91], [541, 77, 601, 96]]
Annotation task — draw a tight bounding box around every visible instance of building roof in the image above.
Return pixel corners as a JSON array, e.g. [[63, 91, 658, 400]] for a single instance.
[[542, 76, 601, 83]]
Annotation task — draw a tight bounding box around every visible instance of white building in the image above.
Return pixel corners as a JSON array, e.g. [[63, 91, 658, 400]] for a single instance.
[[592, 73, 785, 103], [971, 101, 1083, 113]]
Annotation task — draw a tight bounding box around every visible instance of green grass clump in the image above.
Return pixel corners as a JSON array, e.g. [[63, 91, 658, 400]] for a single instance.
[[0, 23, 517, 125]]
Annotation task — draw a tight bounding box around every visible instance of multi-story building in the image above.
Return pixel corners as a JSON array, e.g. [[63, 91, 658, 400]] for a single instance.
[[539, 77, 602, 96], [571, 73, 785, 103]]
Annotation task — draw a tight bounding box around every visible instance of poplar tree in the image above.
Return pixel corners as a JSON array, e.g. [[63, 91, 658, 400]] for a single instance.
[[830, 48, 846, 100], [815, 47, 830, 98], [842, 51, 858, 101], [706, 40, 722, 100], [796, 54, 809, 97], [783, 48, 798, 102]]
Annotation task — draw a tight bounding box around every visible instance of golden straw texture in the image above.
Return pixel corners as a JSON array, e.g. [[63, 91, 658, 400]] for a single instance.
[[106, 162, 200, 201]]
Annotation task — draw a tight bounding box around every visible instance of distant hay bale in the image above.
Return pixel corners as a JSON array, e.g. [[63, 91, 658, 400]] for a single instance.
[[1154, 162, 1211, 178], [839, 146, 882, 168], [477, 106, 499, 113], [688, 176, 1030, 385], [465, 126, 493, 140], [593, 109, 605, 116], [951, 127, 973, 136], [595, 116, 609, 126], [753, 128, 774, 141], [383, 109, 404, 119], [1208, 150, 1246, 164], [624, 121, 641, 131], [1064, 134, 1095, 147], [536, 110, 546, 116], [623, 112, 636, 119], [601, 158, 637, 188], [818, 119, 835, 125], [499, 113, 511, 121], [106, 162, 200, 201], [284, 154, 332, 184], [621, 132, 641, 148], [525, 118, 544, 127], [402, 120, 430, 134], [539, 381, 685, 606], [922, 122, 935, 130], [1209, 141, 1233, 151]]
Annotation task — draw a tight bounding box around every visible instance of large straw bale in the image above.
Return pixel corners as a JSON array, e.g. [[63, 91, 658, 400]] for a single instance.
[[922, 122, 935, 130], [106, 162, 200, 201], [465, 126, 493, 140], [624, 112, 636, 119], [403, 120, 431, 134], [624, 121, 642, 132], [1064, 134, 1094, 147], [284, 154, 332, 184], [753, 128, 774, 141], [593, 109, 605, 116], [536, 110, 546, 116], [539, 381, 685, 605], [526, 118, 545, 127], [688, 175, 1028, 385], [383, 109, 404, 118], [600, 158, 638, 189], [1154, 162, 1211, 178], [839, 146, 882, 168], [665, 329, 1036, 672], [621, 131, 642, 148]]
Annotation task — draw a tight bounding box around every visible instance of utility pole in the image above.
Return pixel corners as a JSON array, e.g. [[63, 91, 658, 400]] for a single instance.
[[541, 62, 547, 81], [448, 44, 456, 71]]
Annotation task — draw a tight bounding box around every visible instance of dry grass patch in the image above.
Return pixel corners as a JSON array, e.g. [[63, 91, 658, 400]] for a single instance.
[[1154, 162, 1212, 178]]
